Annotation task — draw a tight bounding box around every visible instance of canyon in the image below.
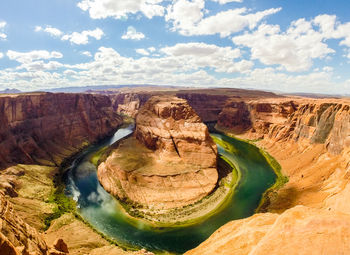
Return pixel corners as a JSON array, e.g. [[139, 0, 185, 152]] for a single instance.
[[1, 88, 350, 255], [96, 88, 350, 254]]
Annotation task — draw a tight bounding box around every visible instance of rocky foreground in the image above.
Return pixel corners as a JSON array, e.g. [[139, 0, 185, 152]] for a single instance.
[[98, 96, 218, 211]]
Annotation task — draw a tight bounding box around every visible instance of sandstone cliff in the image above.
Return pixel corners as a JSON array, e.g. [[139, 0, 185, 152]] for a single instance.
[[95, 87, 279, 124], [217, 98, 350, 155], [98, 96, 218, 210], [0, 93, 122, 169]]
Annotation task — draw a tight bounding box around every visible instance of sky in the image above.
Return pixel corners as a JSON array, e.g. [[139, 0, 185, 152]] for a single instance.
[[0, 0, 350, 94]]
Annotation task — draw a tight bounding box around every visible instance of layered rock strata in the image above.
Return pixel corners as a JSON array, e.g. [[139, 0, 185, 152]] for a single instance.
[[98, 96, 218, 210], [217, 98, 350, 155], [0, 93, 122, 169], [0, 190, 69, 255]]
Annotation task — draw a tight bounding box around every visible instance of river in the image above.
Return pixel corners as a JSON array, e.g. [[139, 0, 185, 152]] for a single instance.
[[64, 124, 276, 254]]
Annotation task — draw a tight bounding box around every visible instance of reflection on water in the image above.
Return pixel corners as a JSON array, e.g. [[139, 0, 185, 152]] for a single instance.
[[65, 125, 276, 254]]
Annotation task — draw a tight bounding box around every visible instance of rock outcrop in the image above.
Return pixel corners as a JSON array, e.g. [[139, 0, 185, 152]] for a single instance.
[[98, 96, 218, 210], [0, 190, 48, 255], [0, 93, 122, 169], [185, 205, 350, 255]]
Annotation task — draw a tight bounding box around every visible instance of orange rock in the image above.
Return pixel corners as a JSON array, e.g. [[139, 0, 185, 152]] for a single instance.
[[0, 93, 122, 169], [186, 205, 350, 255]]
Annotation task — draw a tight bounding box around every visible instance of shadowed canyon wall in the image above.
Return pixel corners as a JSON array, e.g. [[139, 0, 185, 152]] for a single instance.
[[0, 93, 122, 169], [216, 98, 350, 155]]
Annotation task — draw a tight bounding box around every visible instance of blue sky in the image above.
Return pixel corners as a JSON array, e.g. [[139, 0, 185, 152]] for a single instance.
[[0, 0, 350, 94]]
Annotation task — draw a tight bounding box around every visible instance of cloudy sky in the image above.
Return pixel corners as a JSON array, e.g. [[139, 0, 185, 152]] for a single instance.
[[0, 0, 350, 94]]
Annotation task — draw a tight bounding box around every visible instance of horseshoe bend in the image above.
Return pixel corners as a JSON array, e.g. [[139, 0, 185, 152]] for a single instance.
[[97, 96, 220, 215], [0, 88, 350, 255]]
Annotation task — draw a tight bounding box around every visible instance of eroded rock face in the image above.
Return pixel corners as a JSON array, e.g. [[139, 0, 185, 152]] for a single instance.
[[217, 99, 350, 155], [185, 205, 350, 255], [0, 191, 49, 255], [0, 93, 122, 169], [135, 96, 217, 168], [98, 96, 218, 209]]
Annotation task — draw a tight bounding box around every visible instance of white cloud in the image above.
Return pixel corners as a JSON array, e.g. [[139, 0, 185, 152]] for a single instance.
[[35, 25, 63, 37], [0, 52, 3, 58], [136, 48, 150, 55], [64, 70, 78, 76], [166, 0, 281, 37], [7, 50, 63, 64], [323, 66, 333, 72], [231, 15, 350, 72], [77, 0, 165, 19], [0, 21, 7, 39], [212, 0, 243, 4], [232, 20, 335, 72], [81, 51, 92, 57], [148, 47, 156, 52], [2, 46, 349, 94], [61, 28, 104, 45], [121, 26, 145, 40], [313, 14, 350, 48], [161, 42, 251, 73], [16, 61, 63, 72]]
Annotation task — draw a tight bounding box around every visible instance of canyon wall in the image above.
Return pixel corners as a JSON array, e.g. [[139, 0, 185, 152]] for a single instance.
[[217, 98, 350, 155], [97, 88, 279, 123], [188, 97, 350, 254], [0, 93, 122, 169]]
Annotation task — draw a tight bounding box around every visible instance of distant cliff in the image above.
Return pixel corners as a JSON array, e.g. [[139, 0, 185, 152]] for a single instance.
[[0, 93, 122, 169], [217, 98, 350, 154]]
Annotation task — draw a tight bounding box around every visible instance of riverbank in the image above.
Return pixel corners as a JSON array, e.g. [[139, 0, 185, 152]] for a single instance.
[[0, 122, 151, 255], [214, 126, 288, 213], [113, 155, 239, 228]]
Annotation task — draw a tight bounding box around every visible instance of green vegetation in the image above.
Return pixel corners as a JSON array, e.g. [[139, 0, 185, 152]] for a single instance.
[[90, 145, 108, 166], [256, 149, 289, 212], [44, 179, 75, 230]]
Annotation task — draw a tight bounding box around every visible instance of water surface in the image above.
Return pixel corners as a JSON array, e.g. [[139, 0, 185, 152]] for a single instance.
[[65, 126, 276, 254]]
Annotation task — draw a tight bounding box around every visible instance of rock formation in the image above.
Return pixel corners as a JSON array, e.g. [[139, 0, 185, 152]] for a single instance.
[[185, 205, 350, 255], [0, 93, 122, 169], [217, 98, 350, 155], [0, 190, 69, 255], [98, 96, 218, 210]]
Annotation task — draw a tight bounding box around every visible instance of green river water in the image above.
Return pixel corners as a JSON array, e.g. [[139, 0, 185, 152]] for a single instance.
[[64, 125, 277, 254]]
